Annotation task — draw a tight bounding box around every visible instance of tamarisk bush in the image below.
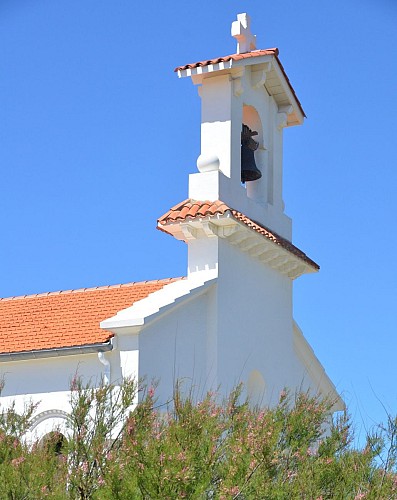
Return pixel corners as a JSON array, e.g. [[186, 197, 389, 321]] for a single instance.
[[1, 377, 397, 499]]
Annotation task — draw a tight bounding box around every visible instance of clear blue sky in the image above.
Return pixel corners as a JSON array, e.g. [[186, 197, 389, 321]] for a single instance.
[[1, 1, 396, 440]]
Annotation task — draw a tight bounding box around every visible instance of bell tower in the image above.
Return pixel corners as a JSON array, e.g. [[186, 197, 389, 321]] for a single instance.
[[160, 13, 315, 287], [175, 13, 305, 240], [156, 14, 341, 405]]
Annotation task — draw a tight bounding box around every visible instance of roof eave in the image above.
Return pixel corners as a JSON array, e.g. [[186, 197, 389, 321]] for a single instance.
[[101, 278, 216, 334], [177, 59, 234, 79], [158, 212, 318, 279], [175, 50, 305, 124], [0, 340, 113, 363]]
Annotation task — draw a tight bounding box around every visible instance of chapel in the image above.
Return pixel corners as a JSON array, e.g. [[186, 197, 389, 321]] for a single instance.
[[0, 13, 343, 440]]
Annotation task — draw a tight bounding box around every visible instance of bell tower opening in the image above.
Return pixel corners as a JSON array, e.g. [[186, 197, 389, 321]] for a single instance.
[[243, 104, 263, 141], [241, 124, 261, 183], [242, 105, 268, 203]]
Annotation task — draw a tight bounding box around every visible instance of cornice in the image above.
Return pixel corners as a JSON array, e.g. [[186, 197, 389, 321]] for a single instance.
[[162, 213, 316, 280]]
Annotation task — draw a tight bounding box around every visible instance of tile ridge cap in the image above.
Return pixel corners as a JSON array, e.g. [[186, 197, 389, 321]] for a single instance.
[[174, 47, 279, 72], [0, 277, 185, 302]]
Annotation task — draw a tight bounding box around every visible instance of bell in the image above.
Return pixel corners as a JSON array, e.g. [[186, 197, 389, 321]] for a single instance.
[[241, 124, 262, 183]]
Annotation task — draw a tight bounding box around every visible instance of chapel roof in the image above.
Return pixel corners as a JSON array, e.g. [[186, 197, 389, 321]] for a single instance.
[[0, 278, 182, 355], [158, 199, 319, 271]]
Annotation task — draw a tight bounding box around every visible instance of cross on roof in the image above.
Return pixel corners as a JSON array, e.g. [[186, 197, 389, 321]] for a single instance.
[[231, 13, 257, 54]]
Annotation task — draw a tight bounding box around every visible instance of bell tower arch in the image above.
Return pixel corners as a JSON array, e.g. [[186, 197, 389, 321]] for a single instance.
[[242, 104, 267, 203], [242, 104, 263, 144]]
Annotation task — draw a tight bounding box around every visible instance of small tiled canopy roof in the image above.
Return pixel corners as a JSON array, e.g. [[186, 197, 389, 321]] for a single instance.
[[158, 199, 319, 270], [175, 48, 305, 119], [0, 278, 181, 355], [174, 48, 279, 72]]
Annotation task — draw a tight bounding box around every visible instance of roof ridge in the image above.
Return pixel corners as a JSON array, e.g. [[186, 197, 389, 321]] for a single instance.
[[174, 47, 279, 72], [0, 277, 185, 302]]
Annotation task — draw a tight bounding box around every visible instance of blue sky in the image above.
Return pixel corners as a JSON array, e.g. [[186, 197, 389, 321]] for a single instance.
[[1, 1, 397, 439]]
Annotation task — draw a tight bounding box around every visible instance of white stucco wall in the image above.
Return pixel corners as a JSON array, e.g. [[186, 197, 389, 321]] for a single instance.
[[137, 235, 327, 408], [214, 237, 305, 405], [1, 352, 99, 403], [138, 290, 211, 406], [0, 346, 136, 441]]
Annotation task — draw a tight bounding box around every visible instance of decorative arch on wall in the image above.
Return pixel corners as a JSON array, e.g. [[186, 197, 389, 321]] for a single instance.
[[30, 409, 70, 431], [27, 409, 71, 443]]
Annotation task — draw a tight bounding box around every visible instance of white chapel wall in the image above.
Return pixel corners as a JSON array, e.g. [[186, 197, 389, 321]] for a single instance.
[[138, 290, 212, 406], [215, 237, 308, 406], [0, 349, 127, 439]]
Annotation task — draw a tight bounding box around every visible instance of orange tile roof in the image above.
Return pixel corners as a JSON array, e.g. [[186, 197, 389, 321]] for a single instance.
[[175, 48, 306, 119], [0, 278, 182, 355], [158, 199, 318, 270], [174, 48, 279, 72], [160, 200, 230, 222]]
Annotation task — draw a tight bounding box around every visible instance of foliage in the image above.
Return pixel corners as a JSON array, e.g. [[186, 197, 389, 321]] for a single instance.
[[66, 374, 138, 499], [0, 398, 67, 498], [1, 378, 397, 499]]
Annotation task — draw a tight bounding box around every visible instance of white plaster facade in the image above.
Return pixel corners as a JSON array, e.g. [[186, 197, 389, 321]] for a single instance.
[[0, 13, 343, 440]]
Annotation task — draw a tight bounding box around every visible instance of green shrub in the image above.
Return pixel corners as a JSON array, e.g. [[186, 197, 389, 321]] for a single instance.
[[1, 378, 397, 499]]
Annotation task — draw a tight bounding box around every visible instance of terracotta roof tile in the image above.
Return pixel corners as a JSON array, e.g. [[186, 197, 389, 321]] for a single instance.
[[175, 48, 305, 119], [174, 48, 279, 71], [158, 200, 318, 270], [159, 200, 228, 222], [0, 278, 183, 355]]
